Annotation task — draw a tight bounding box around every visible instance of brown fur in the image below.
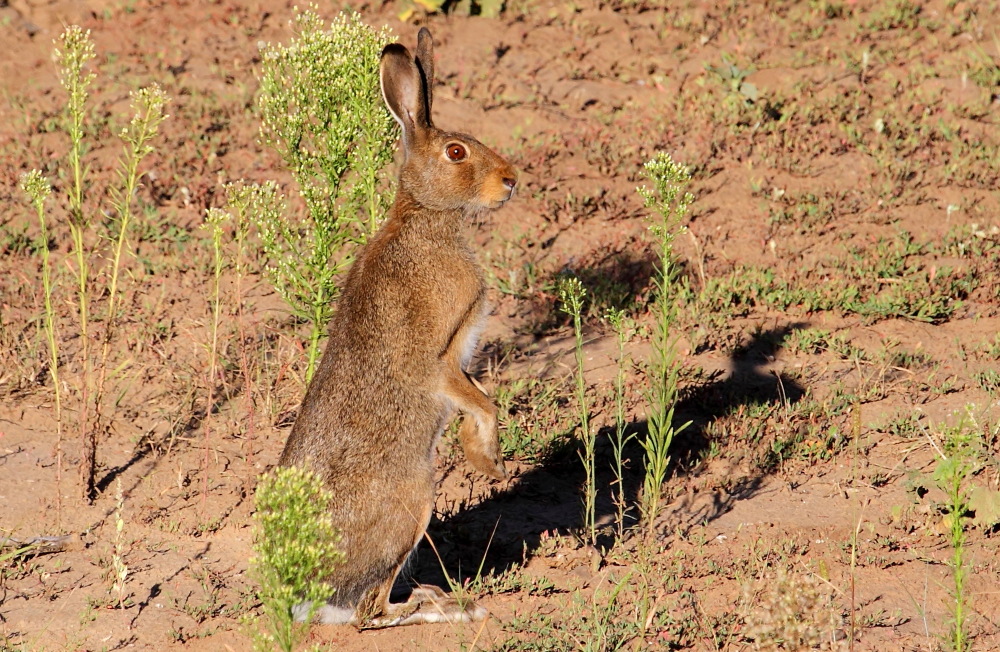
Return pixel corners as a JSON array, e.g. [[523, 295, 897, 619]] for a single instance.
[[277, 28, 516, 627]]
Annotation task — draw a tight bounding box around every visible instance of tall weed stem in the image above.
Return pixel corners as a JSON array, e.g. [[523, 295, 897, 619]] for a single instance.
[[21, 171, 63, 523], [92, 85, 169, 439], [203, 208, 228, 507], [558, 277, 596, 547], [606, 308, 634, 539], [54, 25, 97, 501], [637, 152, 692, 528]]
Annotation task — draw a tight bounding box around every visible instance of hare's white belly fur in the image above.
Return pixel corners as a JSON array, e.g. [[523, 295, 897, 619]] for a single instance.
[[457, 305, 488, 370]]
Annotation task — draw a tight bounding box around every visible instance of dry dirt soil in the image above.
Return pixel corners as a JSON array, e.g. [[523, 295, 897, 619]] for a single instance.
[[2, 0, 1000, 650]]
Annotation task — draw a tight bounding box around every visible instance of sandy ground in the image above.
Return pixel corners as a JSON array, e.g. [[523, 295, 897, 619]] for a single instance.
[[2, 0, 1000, 650]]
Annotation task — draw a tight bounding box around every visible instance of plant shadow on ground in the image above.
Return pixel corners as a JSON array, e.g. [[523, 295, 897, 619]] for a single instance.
[[413, 322, 808, 592], [515, 249, 657, 336], [94, 370, 255, 497]]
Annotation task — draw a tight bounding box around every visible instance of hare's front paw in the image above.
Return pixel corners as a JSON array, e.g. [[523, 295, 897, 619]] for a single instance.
[[458, 416, 507, 480]]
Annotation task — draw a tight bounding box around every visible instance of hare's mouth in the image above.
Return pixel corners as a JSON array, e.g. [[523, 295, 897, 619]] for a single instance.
[[476, 194, 510, 211], [479, 176, 516, 208], [492, 186, 517, 208]]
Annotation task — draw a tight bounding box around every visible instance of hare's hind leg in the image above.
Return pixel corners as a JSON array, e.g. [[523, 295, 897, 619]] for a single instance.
[[363, 500, 488, 627], [372, 584, 487, 627]]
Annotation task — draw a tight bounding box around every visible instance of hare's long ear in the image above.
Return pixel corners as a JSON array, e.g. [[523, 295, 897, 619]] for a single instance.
[[415, 28, 434, 116], [380, 43, 431, 152]]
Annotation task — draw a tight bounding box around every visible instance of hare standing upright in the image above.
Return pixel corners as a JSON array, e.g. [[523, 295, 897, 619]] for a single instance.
[[277, 28, 517, 627]]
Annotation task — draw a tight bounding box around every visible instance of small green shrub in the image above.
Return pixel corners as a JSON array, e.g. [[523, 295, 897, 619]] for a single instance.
[[253, 9, 397, 381], [251, 465, 341, 652]]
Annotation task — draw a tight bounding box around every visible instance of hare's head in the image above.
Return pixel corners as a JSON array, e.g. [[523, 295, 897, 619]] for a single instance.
[[380, 29, 518, 214]]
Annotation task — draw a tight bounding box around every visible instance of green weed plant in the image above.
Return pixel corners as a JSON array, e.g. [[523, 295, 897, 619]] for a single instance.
[[558, 276, 597, 547], [637, 152, 692, 528], [35, 26, 169, 501], [54, 26, 97, 500], [606, 308, 635, 538], [253, 9, 397, 381], [19, 171, 64, 517], [932, 411, 978, 652], [251, 465, 341, 652]]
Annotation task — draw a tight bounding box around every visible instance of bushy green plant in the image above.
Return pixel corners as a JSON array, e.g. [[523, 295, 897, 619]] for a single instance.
[[252, 465, 342, 652], [254, 9, 397, 381], [637, 152, 692, 527]]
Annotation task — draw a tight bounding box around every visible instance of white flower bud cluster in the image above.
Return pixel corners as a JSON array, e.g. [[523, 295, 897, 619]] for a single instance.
[[246, 9, 399, 355]]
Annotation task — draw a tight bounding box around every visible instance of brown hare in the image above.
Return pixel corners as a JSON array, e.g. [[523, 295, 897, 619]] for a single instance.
[[277, 28, 517, 627]]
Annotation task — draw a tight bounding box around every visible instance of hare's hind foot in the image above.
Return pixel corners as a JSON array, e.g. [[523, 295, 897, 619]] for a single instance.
[[292, 585, 486, 628], [368, 584, 487, 628]]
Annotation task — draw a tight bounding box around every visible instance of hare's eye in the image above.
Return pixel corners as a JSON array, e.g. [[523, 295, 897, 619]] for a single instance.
[[445, 143, 467, 162]]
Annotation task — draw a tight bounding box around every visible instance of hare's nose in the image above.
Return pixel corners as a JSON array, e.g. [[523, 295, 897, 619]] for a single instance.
[[502, 177, 517, 191]]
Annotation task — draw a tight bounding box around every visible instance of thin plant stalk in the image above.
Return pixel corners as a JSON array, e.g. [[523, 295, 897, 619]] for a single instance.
[[637, 152, 692, 528], [948, 488, 968, 652], [606, 308, 634, 539], [54, 25, 97, 501], [232, 195, 256, 471], [558, 277, 595, 547], [91, 86, 169, 473], [203, 208, 228, 507], [21, 171, 63, 525], [224, 181, 286, 458]]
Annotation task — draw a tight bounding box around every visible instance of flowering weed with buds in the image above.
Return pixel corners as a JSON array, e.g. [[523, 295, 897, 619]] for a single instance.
[[251, 465, 341, 652], [36, 27, 171, 502], [19, 171, 65, 520], [254, 9, 397, 381], [637, 152, 692, 528]]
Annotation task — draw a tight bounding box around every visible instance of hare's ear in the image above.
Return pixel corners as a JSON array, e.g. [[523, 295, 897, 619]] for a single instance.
[[380, 43, 431, 151], [415, 28, 434, 115]]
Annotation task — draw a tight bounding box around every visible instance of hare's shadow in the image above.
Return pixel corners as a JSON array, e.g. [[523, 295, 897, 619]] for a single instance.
[[412, 321, 807, 589]]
